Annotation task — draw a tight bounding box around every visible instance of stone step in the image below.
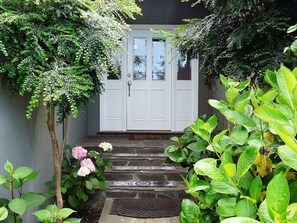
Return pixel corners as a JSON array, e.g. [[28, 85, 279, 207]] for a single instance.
[[112, 166, 176, 171], [103, 189, 190, 199], [109, 180, 177, 187], [105, 171, 185, 181], [103, 152, 167, 159]]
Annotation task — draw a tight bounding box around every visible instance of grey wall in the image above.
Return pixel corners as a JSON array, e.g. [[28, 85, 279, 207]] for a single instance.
[[87, 96, 100, 136], [0, 87, 87, 222], [127, 0, 208, 24], [198, 78, 212, 117]]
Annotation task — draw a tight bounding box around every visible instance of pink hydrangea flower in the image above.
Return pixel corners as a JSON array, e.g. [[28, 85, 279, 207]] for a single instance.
[[80, 158, 96, 172], [72, 146, 87, 160]]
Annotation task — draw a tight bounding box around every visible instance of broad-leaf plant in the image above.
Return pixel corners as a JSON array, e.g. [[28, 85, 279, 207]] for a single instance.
[[166, 65, 297, 222], [0, 0, 141, 209]]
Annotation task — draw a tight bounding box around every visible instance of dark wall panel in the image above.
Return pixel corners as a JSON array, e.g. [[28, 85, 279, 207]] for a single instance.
[[127, 0, 208, 24]]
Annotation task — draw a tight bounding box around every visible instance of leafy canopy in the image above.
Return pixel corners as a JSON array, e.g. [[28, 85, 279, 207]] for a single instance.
[[173, 0, 297, 86], [0, 0, 141, 121]]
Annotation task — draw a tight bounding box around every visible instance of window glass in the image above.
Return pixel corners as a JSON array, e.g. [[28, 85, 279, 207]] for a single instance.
[[133, 38, 147, 80], [152, 38, 165, 80]]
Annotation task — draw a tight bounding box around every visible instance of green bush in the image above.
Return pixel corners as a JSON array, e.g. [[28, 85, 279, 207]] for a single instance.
[[167, 66, 297, 222], [0, 161, 46, 223]]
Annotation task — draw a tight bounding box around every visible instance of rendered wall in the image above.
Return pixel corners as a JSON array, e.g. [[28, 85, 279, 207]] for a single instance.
[[126, 0, 208, 24], [0, 87, 87, 222]]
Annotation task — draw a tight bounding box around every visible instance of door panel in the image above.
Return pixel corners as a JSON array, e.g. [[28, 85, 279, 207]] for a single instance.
[[127, 30, 171, 130]]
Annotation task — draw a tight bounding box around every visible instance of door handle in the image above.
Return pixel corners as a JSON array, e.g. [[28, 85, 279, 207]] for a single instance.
[[127, 81, 132, 97]]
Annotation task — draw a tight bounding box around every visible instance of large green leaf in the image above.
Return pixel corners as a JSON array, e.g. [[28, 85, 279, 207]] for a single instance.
[[226, 86, 239, 105], [191, 124, 210, 142], [273, 124, 297, 153], [254, 104, 289, 126], [258, 200, 274, 223], [179, 199, 200, 223], [276, 65, 296, 108], [213, 129, 229, 144], [164, 145, 179, 154], [222, 110, 256, 129], [204, 115, 217, 133], [287, 24, 297, 33], [0, 175, 6, 185], [58, 208, 76, 219], [220, 75, 229, 87], [236, 80, 250, 91], [290, 40, 297, 57], [0, 206, 8, 221], [21, 192, 46, 208], [230, 126, 248, 145], [187, 141, 206, 153], [235, 199, 257, 218], [220, 217, 261, 223], [237, 147, 259, 177], [249, 176, 262, 201], [266, 173, 289, 221], [265, 70, 278, 89], [4, 161, 13, 174], [239, 172, 253, 190], [33, 209, 51, 221], [223, 163, 236, 178], [13, 167, 33, 179], [8, 198, 27, 216], [287, 203, 297, 223], [260, 89, 277, 103], [235, 91, 250, 112], [216, 197, 236, 217], [211, 180, 239, 195], [278, 145, 297, 171], [208, 99, 229, 113], [194, 158, 227, 182]]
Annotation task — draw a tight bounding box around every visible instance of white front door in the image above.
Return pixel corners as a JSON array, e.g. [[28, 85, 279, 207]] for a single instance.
[[126, 30, 171, 130], [100, 25, 198, 132]]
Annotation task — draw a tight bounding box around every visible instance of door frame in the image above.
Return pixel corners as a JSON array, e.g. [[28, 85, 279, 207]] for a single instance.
[[99, 25, 198, 132]]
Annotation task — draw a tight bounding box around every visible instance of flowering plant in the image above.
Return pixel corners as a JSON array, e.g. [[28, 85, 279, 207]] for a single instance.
[[47, 144, 112, 209]]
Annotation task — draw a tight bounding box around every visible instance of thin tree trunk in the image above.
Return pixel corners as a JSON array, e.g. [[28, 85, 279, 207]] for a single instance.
[[46, 103, 63, 209]]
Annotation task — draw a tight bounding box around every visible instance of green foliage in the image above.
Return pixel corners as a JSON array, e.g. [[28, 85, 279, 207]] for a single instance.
[[33, 204, 80, 223], [170, 66, 297, 222], [0, 161, 46, 222], [46, 145, 112, 209], [168, 0, 297, 86], [0, 0, 141, 121]]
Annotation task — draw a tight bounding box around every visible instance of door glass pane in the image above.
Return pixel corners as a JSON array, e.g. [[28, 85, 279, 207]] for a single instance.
[[177, 53, 191, 80], [133, 38, 146, 80], [152, 38, 166, 80]]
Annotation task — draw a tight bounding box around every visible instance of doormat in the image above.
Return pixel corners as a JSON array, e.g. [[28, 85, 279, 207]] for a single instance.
[[109, 199, 181, 218]]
